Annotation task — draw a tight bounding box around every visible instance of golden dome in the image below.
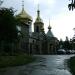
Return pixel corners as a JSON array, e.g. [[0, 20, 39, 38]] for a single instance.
[[35, 9, 43, 23], [16, 0, 32, 21], [16, 9, 32, 21], [35, 16, 43, 23]]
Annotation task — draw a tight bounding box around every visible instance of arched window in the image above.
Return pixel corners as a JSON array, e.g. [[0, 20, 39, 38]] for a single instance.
[[36, 26, 39, 32]]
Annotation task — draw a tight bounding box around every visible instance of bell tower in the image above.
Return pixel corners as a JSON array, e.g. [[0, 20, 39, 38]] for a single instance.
[[34, 5, 44, 33]]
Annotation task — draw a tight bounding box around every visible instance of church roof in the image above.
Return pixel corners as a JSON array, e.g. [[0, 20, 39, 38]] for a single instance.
[[16, 0, 32, 21], [35, 15, 43, 23], [47, 21, 54, 37], [35, 7, 43, 23], [31, 32, 47, 41], [16, 9, 32, 20], [47, 30, 54, 37]]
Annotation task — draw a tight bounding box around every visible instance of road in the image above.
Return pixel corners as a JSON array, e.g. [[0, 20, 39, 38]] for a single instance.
[[0, 55, 74, 75]]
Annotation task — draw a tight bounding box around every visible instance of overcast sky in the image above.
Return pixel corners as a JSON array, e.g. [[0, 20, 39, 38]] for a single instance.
[[1, 0, 75, 40]]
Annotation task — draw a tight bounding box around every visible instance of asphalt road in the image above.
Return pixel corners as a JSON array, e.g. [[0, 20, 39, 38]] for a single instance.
[[0, 55, 74, 75]]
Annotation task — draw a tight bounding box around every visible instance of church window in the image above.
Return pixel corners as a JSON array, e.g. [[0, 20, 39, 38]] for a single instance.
[[36, 26, 39, 32]]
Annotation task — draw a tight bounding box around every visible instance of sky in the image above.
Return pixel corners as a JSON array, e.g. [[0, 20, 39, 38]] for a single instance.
[[1, 0, 75, 40]]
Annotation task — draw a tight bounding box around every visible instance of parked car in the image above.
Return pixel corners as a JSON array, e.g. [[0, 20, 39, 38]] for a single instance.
[[66, 50, 72, 54], [66, 50, 75, 54], [71, 50, 75, 54], [57, 49, 66, 54]]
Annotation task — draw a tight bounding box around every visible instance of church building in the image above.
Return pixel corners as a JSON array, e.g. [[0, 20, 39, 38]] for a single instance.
[[16, 1, 59, 54]]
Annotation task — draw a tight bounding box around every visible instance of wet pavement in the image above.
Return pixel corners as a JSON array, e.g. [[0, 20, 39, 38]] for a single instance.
[[0, 55, 74, 75]]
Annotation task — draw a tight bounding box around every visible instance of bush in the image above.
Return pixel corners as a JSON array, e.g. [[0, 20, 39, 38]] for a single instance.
[[0, 54, 35, 68], [68, 56, 75, 75]]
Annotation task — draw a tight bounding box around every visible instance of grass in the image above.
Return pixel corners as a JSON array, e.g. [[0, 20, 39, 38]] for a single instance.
[[68, 56, 75, 75], [0, 54, 35, 68]]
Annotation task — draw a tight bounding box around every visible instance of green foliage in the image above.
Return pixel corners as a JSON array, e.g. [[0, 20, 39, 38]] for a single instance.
[[0, 8, 18, 42], [59, 37, 73, 50], [68, 0, 75, 10], [0, 54, 35, 68], [68, 56, 75, 75], [63, 40, 71, 50]]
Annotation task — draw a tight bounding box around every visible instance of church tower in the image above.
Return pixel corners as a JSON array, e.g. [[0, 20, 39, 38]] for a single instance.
[[16, 0, 32, 35], [34, 6, 44, 33], [16, 0, 32, 52]]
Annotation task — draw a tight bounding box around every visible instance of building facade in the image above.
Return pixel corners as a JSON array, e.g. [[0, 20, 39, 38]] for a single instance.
[[16, 2, 59, 54]]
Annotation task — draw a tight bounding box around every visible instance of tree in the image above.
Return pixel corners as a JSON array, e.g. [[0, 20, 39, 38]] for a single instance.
[[0, 8, 18, 53], [63, 37, 71, 50], [59, 39, 64, 49], [0, 8, 18, 42], [68, 0, 75, 10]]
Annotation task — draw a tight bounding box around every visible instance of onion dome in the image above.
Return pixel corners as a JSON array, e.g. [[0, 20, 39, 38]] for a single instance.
[[48, 20, 51, 30], [47, 20, 54, 37], [35, 6, 43, 23], [48, 24, 51, 30], [16, 0, 32, 21]]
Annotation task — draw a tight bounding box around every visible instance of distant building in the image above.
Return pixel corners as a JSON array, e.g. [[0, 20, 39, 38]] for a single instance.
[[16, 1, 59, 54]]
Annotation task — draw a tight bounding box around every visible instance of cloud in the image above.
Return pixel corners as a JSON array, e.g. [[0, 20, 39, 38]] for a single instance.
[[2, 0, 75, 40], [49, 10, 75, 40], [33, 0, 55, 6]]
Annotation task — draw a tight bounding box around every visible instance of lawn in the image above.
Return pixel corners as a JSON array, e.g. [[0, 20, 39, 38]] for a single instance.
[[0, 54, 35, 68], [68, 56, 75, 75]]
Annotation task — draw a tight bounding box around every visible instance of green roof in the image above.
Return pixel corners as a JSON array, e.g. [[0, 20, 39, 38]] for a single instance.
[[47, 29, 54, 37]]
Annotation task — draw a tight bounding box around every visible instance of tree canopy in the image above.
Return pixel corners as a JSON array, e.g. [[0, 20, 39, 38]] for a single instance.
[[0, 8, 18, 42], [68, 0, 75, 10]]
